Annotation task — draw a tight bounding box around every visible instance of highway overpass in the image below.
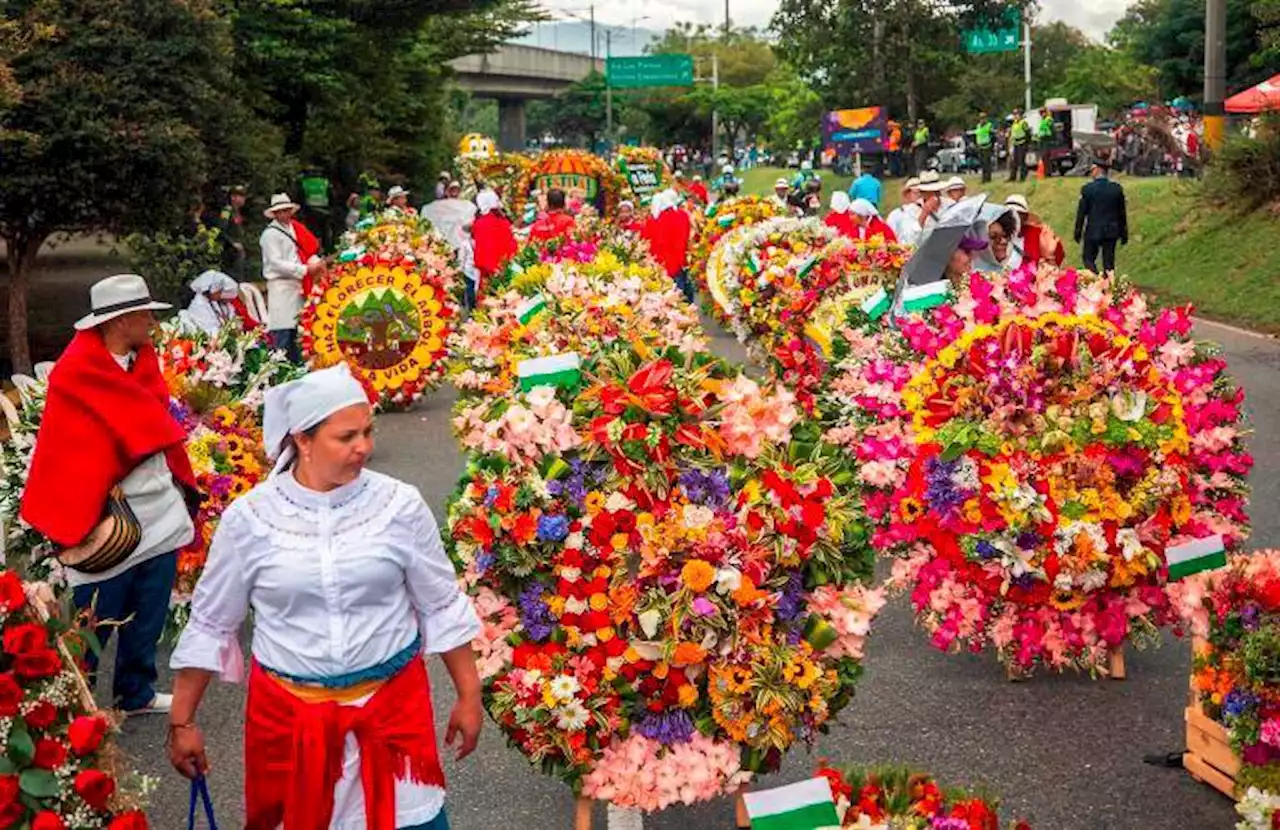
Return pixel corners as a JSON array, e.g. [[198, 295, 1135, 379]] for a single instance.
[[449, 44, 604, 150]]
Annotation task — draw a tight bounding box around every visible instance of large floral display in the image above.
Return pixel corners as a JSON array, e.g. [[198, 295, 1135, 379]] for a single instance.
[[446, 247, 885, 810], [815, 763, 1032, 829], [0, 573, 152, 828], [614, 146, 669, 208], [814, 267, 1251, 675], [302, 215, 463, 408], [1174, 550, 1280, 796], [689, 195, 785, 290], [511, 150, 628, 221]]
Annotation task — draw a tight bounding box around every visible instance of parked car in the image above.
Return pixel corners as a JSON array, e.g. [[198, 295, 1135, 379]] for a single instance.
[[933, 134, 981, 174]]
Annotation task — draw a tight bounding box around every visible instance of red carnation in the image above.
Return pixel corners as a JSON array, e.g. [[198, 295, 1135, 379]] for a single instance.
[[73, 769, 115, 810], [32, 738, 67, 770], [3, 622, 49, 656], [31, 812, 66, 830], [24, 700, 57, 731], [106, 811, 149, 830], [15, 650, 63, 681], [0, 573, 25, 613], [67, 716, 108, 756], [0, 675, 22, 718]]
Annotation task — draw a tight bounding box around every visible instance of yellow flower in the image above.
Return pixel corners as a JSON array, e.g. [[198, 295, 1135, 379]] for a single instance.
[[589, 593, 608, 612], [681, 559, 716, 593], [584, 492, 605, 514], [677, 684, 698, 707]]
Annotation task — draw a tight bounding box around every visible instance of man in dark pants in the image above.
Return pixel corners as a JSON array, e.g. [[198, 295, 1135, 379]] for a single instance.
[[1074, 158, 1128, 273], [1007, 108, 1030, 182]]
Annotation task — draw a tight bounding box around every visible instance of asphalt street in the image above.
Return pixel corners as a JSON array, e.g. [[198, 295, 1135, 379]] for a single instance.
[[108, 318, 1279, 830]]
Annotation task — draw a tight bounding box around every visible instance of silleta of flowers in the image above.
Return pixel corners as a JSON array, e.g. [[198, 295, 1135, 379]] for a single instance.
[[446, 246, 885, 811], [815, 763, 1032, 829], [0, 373, 57, 583], [155, 321, 298, 416], [1173, 550, 1280, 795], [302, 216, 463, 408], [689, 195, 785, 292], [820, 267, 1251, 675], [510, 149, 628, 220], [614, 146, 668, 208], [0, 572, 152, 829]]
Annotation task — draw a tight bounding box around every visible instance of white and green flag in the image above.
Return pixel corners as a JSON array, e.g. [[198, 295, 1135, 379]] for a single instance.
[[742, 778, 840, 830], [900, 280, 950, 313], [859, 286, 891, 321], [517, 353, 581, 393], [1166, 535, 1227, 581], [516, 294, 548, 325]]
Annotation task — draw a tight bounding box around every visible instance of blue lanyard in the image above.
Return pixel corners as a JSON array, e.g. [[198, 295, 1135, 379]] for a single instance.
[[188, 775, 218, 830]]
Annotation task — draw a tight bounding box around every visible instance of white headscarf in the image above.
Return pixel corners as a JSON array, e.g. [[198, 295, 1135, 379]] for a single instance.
[[190, 269, 229, 295], [263, 364, 370, 476], [849, 198, 878, 218], [476, 189, 503, 215], [650, 188, 679, 218], [829, 191, 851, 214]]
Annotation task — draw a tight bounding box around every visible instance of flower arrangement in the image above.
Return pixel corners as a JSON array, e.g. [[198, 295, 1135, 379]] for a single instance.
[[456, 151, 533, 203], [1236, 787, 1280, 829], [0, 572, 153, 828], [1173, 550, 1280, 795], [820, 266, 1251, 675], [167, 402, 269, 636], [302, 237, 460, 409], [815, 763, 1031, 829], [614, 146, 669, 208], [510, 150, 628, 221], [0, 379, 58, 583], [155, 321, 300, 416], [446, 251, 884, 809], [690, 195, 785, 289]]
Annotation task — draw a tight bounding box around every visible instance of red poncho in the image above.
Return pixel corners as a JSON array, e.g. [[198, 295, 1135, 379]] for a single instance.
[[293, 218, 322, 296], [859, 216, 898, 243], [528, 211, 576, 244], [824, 212, 858, 239], [641, 208, 691, 277], [472, 212, 518, 282], [21, 330, 196, 547], [1022, 224, 1065, 266]]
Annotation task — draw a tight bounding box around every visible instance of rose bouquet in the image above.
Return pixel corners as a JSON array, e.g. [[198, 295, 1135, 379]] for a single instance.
[[1172, 550, 1280, 795], [446, 252, 884, 809], [822, 266, 1251, 674], [0, 571, 152, 828], [815, 763, 1031, 829]]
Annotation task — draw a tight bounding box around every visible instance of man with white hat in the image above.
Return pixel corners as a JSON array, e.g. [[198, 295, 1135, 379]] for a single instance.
[[943, 176, 966, 207], [260, 193, 324, 363], [22, 274, 198, 717], [898, 171, 948, 246], [385, 185, 415, 216], [772, 177, 792, 210], [886, 177, 921, 242]]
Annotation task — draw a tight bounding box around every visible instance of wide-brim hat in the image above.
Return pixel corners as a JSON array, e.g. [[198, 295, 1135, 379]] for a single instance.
[[1004, 194, 1030, 214], [386, 185, 410, 203], [917, 171, 948, 192], [263, 193, 300, 218], [75, 274, 171, 330], [945, 176, 966, 191]]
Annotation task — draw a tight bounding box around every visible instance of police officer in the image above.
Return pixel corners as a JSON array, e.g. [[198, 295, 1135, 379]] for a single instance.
[[1036, 107, 1056, 153], [974, 112, 995, 183], [299, 167, 334, 250], [912, 119, 931, 176], [215, 185, 248, 281], [1008, 108, 1031, 183]]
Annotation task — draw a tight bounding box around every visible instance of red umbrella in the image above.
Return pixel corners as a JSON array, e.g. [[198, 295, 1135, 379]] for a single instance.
[[1225, 73, 1280, 114]]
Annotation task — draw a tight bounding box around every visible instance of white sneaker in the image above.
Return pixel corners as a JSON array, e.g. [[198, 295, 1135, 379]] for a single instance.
[[126, 692, 172, 716]]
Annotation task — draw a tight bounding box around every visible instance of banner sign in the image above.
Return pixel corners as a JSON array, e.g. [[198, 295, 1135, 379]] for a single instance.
[[607, 55, 695, 89], [822, 107, 889, 153], [963, 9, 1021, 54], [618, 161, 661, 205]]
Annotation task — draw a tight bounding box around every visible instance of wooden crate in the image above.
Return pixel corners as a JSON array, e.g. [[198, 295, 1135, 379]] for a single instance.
[[1184, 637, 1240, 800]]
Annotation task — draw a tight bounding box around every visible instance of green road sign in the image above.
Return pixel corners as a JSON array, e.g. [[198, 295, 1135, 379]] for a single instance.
[[963, 26, 1020, 53], [606, 54, 695, 89]]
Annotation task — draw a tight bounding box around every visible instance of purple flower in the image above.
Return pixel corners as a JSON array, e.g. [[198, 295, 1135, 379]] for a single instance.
[[484, 486, 500, 507], [517, 584, 555, 641], [924, 457, 966, 515], [678, 468, 731, 507], [976, 540, 1000, 560], [776, 571, 805, 622], [1223, 689, 1259, 718], [1241, 604, 1261, 631], [634, 710, 695, 745], [1016, 532, 1040, 551], [692, 597, 717, 616], [537, 514, 570, 543], [474, 551, 496, 574], [929, 819, 972, 830]]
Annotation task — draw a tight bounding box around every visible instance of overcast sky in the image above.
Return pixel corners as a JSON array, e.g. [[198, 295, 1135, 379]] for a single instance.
[[541, 0, 1126, 43]]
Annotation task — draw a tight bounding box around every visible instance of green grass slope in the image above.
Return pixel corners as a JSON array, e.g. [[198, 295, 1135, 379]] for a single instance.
[[738, 166, 1280, 333]]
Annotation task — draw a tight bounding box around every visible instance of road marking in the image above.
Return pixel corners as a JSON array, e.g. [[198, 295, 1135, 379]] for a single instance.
[[607, 803, 644, 830]]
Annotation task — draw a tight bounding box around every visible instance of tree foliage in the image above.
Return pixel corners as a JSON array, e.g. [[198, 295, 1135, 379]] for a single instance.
[[1053, 46, 1160, 114]]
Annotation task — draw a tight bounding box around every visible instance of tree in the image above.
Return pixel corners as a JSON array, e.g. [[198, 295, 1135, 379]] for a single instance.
[[1052, 46, 1160, 114], [0, 0, 264, 372], [762, 64, 825, 150]]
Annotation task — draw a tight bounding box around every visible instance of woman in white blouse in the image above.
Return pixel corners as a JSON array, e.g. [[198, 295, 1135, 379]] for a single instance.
[[167, 364, 482, 830]]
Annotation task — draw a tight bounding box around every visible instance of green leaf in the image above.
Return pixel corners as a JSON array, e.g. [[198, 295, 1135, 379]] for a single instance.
[[19, 769, 59, 798], [7, 721, 34, 767], [0, 757, 17, 774]]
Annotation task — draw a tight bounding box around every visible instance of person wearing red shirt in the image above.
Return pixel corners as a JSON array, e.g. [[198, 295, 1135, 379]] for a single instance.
[[471, 189, 518, 307], [615, 200, 645, 234], [528, 188, 576, 243], [824, 192, 859, 239], [848, 197, 898, 243], [689, 175, 709, 205], [641, 189, 694, 302], [1004, 194, 1065, 267]]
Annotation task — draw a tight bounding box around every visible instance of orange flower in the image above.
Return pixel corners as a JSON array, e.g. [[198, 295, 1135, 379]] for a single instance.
[[681, 560, 716, 593], [672, 642, 707, 667]]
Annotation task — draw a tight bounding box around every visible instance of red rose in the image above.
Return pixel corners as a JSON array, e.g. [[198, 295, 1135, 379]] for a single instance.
[[0, 573, 25, 613], [23, 701, 57, 731], [67, 716, 108, 756], [32, 738, 67, 770], [0, 802, 23, 830], [0, 776, 16, 808], [2, 622, 49, 656], [0, 675, 22, 719], [73, 769, 115, 810], [31, 811, 66, 830], [107, 812, 149, 830], [14, 650, 63, 681]]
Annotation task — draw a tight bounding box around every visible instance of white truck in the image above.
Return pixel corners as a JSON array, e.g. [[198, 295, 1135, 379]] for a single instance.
[[1027, 99, 1099, 175]]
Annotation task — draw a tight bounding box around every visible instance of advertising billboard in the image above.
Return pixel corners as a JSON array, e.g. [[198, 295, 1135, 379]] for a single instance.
[[822, 107, 889, 154]]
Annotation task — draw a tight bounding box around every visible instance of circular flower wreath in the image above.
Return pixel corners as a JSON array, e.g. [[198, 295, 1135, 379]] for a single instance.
[[511, 149, 628, 221], [446, 255, 885, 810], [301, 254, 456, 409], [456, 151, 533, 203], [690, 195, 785, 290], [821, 266, 1252, 674]]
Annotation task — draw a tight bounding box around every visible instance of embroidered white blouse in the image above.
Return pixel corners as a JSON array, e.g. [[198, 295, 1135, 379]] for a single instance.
[[170, 469, 481, 830]]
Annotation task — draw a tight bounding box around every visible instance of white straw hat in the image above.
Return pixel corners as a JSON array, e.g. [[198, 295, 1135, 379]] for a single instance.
[[75, 274, 172, 330], [263, 193, 301, 218]]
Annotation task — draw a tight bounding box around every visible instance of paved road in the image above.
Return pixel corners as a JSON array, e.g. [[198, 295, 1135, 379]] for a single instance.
[[109, 319, 1277, 829]]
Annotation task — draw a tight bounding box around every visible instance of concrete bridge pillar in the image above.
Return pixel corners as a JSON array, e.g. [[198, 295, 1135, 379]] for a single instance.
[[497, 98, 527, 152]]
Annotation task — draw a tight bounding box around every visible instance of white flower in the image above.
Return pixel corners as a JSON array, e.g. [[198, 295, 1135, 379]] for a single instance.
[[1116, 528, 1144, 562], [715, 568, 742, 595], [1110, 389, 1148, 423], [563, 532, 585, 551], [564, 597, 588, 615], [637, 608, 662, 639], [525, 385, 557, 409], [556, 701, 590, 731], [604, 492, 635, 513], [549, 675, 580, 701], [682, 504, 714, 530]]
